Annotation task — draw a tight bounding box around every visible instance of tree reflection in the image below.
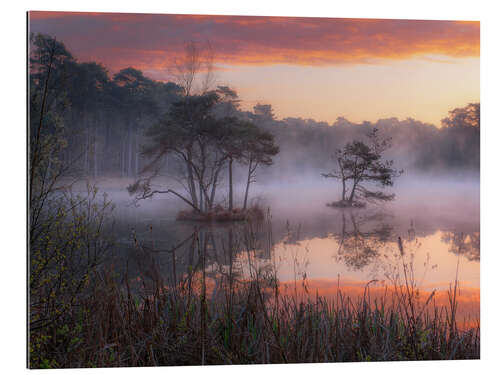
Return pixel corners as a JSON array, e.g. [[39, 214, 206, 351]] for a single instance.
[[441, 231, 480, 262], [335, 210, 393, 270]]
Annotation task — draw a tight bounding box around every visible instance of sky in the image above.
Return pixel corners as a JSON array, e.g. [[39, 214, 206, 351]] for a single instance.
[[28, 12, 480, 126]]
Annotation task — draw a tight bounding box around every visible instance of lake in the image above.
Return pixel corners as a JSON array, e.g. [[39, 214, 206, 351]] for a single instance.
[[98, 175, 480, 325]]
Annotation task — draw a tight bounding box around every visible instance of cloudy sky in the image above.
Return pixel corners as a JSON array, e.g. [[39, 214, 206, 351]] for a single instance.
[[29, 12, 479, 126]]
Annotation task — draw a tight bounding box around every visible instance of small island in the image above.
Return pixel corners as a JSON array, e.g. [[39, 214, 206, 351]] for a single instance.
[[322, 128, 403, 208], [127, 86, 279, 222]]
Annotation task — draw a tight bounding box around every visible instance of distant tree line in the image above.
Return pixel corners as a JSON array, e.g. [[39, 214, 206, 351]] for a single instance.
[[30, 33, 183, 179], [269, 105, 479, 178], [30, 32, 480, 187]]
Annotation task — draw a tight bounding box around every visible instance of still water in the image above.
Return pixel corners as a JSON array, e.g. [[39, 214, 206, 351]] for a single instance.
[[103, 177, 480, 322]]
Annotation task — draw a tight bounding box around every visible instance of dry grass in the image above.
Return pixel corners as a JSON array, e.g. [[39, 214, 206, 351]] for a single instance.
[[29, 271, 479, 367]]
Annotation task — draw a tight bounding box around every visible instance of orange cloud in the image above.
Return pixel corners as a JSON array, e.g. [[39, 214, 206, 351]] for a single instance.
[[28, 12, 479, 75]]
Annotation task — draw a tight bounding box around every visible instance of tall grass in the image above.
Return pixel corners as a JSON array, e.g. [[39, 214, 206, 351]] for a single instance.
[[29, 214, 479, 368]]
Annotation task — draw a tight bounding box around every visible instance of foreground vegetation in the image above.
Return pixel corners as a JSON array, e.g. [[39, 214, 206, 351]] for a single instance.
[[29, 273, 480, 367], [29, 219, 479, 368]]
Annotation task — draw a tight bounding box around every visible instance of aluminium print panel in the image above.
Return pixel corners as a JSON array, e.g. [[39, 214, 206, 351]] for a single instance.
[[28, 11, 480, 368]]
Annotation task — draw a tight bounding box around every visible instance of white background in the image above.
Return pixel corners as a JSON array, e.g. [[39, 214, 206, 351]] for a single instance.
[[1, 1, 498, 374]]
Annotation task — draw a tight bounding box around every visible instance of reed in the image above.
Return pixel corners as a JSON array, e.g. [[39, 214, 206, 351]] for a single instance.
[[29, 215, 479, 368]]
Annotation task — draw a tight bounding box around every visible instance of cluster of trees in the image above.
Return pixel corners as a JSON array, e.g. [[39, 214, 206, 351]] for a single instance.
[[29, 33, 183, 179], [29, 33, 280, 214], [268, 107, 479, 178], [322, 128, 403, 207], [127, 88, 279, 213], [124, 39, 280, 214]]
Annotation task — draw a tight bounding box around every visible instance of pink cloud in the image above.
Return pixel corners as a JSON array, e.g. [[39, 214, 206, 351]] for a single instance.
[[28, 12, 479, 74]]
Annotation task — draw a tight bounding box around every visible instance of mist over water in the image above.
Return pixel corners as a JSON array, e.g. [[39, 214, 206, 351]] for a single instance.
[[88, 173, 479, 298], [94, 171, 479, 231]]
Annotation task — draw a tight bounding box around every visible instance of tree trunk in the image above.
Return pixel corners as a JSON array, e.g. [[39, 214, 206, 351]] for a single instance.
[[93, 118, 98, 178], [348, 180, 357, 203], [186, 147, 198, 209], [243, 161, 252, 210], [84, 115, 89, 176], [338, 157, 346, 201], [127, 121, 132, 177], [134, 130, 139, 177], [209, 166, 221, 211], [199, 179, 204, 213], [121, 138, 126, 177], [228, 157, 233, 210], [45, 152, 52, 182], [105, 116, 110, 149], [198, 142, 209, 212], [135, 146, 139, 176]]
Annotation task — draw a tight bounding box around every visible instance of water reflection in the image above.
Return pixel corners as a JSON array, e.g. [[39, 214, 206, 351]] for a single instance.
[[111, 198, 479, 298], [441, 231, 480, 261], [112, 208, 479, 328], [335, 210, 394, 270]]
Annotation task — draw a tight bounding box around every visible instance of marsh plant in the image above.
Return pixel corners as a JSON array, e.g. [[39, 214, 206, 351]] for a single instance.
[[29, 213, 479, 367]]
